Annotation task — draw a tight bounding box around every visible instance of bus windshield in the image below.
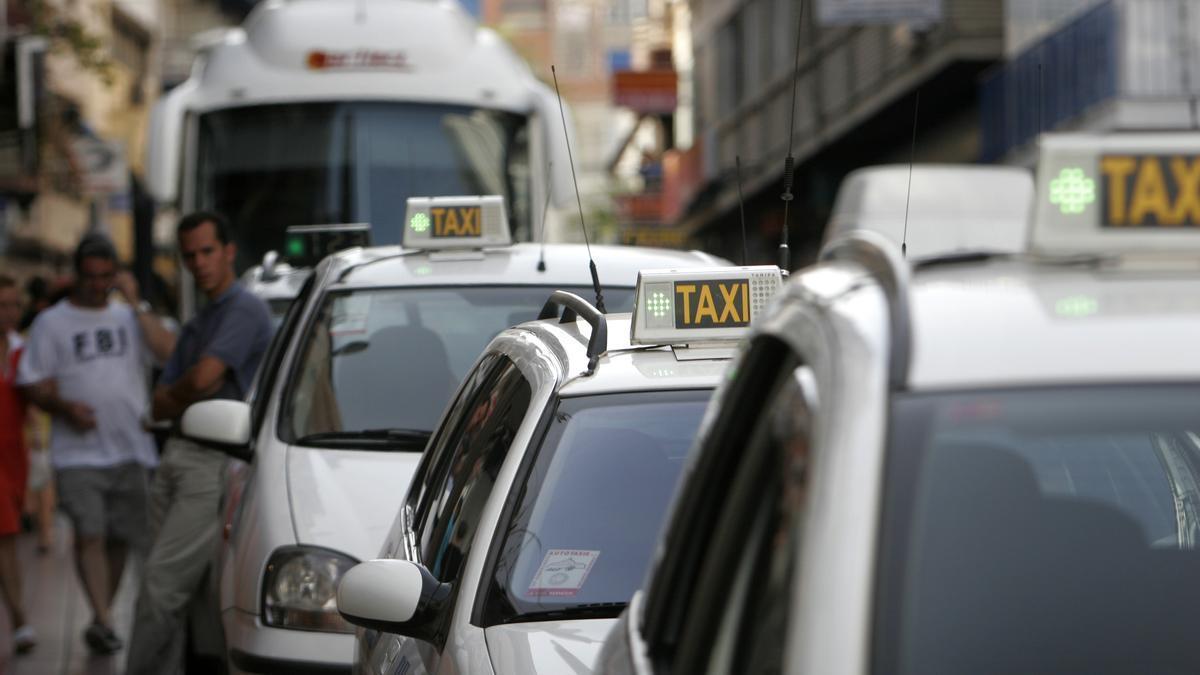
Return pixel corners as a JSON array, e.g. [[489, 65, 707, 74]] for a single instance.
[[196, 101, 531, 272]]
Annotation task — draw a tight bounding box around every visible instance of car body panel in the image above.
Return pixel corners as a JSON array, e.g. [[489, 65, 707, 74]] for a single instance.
[[287, 447, 424, 560], [485, 619, 617, 674]]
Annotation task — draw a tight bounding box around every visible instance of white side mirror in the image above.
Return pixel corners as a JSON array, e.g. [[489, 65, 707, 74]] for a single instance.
[[337, 559, 449, 639], [181, 400, 252, 455]]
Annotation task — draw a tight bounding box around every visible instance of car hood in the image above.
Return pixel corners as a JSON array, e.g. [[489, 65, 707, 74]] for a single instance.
[[286, 446, 422, 561], [485, 619, 617, 675]]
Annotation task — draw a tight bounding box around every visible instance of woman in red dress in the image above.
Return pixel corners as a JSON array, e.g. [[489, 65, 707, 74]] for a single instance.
[[0, 275, 34, 653]]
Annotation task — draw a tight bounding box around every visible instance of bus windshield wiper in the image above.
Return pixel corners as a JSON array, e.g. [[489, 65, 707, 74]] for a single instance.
[[499, 602, 627, 625], [296, 428, 432, 448]]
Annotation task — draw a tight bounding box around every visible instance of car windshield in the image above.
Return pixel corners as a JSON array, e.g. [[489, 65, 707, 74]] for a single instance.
[[482, 390, 711, 625], [876, 384, 1200, 675], [196, 101, 531, 272], [282, 286, 635, 449]]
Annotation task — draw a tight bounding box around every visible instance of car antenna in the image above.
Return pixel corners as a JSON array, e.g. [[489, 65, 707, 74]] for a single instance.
[[736, 155, 749, 265], [551, 65, 606, 312], [778, 0, 806, 275], [901, 90, 920, 258], [538, 160, 553, 272]]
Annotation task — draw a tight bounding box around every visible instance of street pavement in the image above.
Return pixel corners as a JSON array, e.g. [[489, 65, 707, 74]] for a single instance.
[[0, 516, 137, 675]]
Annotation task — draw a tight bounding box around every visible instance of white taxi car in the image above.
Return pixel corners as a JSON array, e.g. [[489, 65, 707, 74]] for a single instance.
[[335, 266, 783, 674], [596, 133, 1200, 675], [180, 195, 726, 674]]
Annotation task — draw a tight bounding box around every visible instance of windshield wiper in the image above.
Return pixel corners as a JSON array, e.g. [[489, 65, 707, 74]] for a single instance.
[[296, 428, 432, 448], [499, 601, 627, 625]]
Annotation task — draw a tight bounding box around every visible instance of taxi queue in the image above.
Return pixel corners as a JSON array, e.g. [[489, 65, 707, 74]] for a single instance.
[[179, 131, 1200, 675]]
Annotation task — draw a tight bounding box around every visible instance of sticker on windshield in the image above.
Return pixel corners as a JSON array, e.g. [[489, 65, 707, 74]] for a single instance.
[[330, 295, 372, 336], [527, 549, 600, 597]]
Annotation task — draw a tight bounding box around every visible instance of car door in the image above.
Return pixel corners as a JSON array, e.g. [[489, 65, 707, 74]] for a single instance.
[[361, 354, 534, 675]]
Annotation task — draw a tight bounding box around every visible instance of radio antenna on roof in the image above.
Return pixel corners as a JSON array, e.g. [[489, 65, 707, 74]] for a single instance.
[[901, 90, 920, 258], [736, 155, 749, 266], [779, 0, 806, 274], [538, 160, 553, 272], [552, 65, 606, 312]]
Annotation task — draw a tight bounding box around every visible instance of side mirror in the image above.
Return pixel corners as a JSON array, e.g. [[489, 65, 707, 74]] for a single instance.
[[337, 559, 450, 640], [181, 400, 253, 461]]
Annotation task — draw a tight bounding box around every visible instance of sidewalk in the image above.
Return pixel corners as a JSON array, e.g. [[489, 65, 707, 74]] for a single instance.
[[0, 516, 138, 675]]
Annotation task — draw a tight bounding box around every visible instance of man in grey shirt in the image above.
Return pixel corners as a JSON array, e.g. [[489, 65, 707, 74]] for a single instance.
[[127, 212, 272, 674]]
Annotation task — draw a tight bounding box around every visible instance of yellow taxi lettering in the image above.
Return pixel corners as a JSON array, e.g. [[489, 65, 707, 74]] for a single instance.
[[443, 208, 461, 235], [1101, 156, 1137, 226], [461, 207, 480, 235], [676, 284, 696, 324], [1128, 157, 1171, 226], [431, 207, 447, 234], [695, 286, 719, 324], [1170, 156, 1200, 225], [718, 283, 742, 323]]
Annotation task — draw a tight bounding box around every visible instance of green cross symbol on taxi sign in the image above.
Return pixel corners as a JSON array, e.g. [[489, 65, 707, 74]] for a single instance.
[[646, 291, 671, 318], [1049, 167, 1096, 215], [410, 212, 431, 233]]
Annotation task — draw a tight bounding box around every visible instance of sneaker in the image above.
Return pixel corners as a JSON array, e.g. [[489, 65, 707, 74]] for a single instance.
[[83, 622, 122, 655], [13, 625, 35, 654]]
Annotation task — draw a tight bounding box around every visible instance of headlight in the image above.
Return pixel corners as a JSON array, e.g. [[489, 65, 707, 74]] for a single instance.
[[262, 546, 358, 633]]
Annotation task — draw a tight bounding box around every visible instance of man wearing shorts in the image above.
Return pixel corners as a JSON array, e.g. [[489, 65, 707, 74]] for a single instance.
[[17, 234, 176, 654], [127, 212, 272, 674]]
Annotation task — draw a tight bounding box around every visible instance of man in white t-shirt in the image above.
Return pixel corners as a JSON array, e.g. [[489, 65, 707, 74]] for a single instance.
[[17, 233, 176, 655]]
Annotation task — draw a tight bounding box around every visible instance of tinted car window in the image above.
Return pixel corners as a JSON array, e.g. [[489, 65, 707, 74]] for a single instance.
[[198, 102, 531, 271], [876, 385, 1200, 675], [483, 390, 710, 625], [282, 286, 633, 447], [418, 360, 532, 584]]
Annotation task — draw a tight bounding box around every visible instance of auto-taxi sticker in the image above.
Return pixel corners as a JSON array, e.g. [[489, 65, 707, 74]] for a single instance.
[[527, 549, 600, 597]]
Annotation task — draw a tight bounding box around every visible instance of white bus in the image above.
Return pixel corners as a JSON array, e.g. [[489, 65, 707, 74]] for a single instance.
[[146, 0, 577, 316]]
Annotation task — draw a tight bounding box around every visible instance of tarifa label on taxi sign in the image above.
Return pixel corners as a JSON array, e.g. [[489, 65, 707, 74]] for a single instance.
[[1100, 154, 1200, 228], [429, 206, 482, 238], [673, 280, 750, 328]]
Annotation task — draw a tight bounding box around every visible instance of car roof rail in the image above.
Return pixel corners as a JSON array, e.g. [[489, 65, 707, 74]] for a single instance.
[[819, 230, 912, 390], [538, 290, 608, 376]]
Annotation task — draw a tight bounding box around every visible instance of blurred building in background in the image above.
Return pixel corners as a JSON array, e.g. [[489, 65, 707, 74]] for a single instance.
[[983, 0, 1200, 165], [680, 0, 1005, 264], [0, 0, 161, 284]]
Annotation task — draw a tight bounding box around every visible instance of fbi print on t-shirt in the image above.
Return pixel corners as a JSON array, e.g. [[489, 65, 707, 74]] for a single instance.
[[72, 327, 130, 362]]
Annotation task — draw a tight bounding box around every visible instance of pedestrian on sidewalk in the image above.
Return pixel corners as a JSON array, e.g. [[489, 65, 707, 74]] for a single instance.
[[0, 275, 35, 654], [16, 233, 177, 656], [127, 212, 272, 675], [20, 276, 57, 555]]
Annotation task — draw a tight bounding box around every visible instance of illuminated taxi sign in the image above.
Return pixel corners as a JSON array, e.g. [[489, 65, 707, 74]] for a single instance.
[[631, 266, 783, 345], [403, 196, 512, 249], [1033, 133, 1200, 254], [1099, 155, 1200, 227], [283, 223, 371, 268]]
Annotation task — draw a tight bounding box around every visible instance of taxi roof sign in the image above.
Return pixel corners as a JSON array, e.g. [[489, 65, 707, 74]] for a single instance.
[[631, 266, 784, 345], [403, 195, 512, 250], [1033, 133, 1200, 255], [283, 223, 371, 268]]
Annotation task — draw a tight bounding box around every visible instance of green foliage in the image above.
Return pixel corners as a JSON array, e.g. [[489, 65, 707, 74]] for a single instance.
[[26, 0, 115, 85]]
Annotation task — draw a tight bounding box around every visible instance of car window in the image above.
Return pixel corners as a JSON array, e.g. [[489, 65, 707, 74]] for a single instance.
[[876, 384, 1200, 675], [481, 390, 711, 625], [401, 353, 503, 560], [416, 359, 532, 585], [280, 286, 632, 448], [250, 274, 315, 431], [705, 371, 811, 674], [641, 336, 801, 669]]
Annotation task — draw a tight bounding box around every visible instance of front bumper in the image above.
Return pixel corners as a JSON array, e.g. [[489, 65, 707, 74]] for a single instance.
[[223, 607, 354, 675]]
